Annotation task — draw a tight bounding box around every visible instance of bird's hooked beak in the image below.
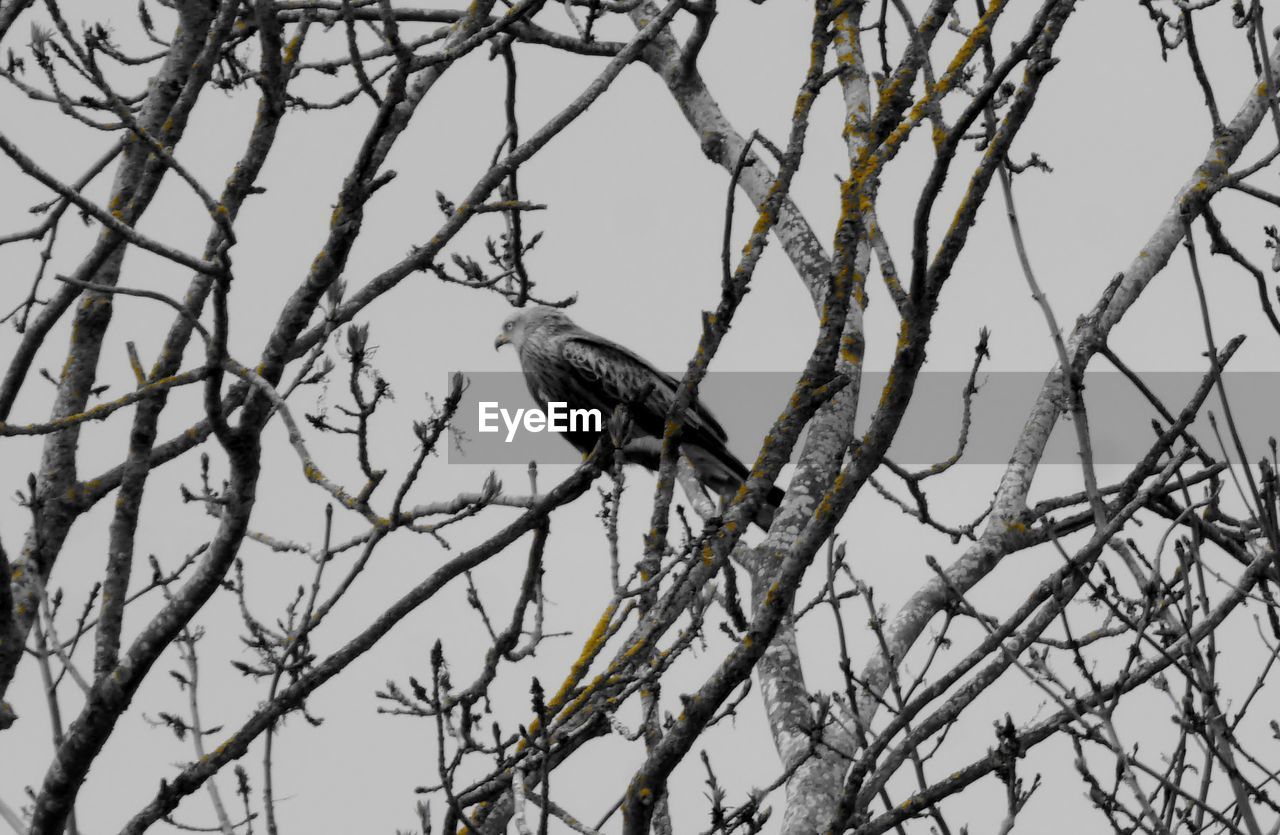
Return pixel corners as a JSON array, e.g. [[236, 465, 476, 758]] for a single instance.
[[494, 332, 510, 351]]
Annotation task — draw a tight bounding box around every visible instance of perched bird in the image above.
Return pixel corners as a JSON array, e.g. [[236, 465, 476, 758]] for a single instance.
[[495, 306, 783, 530]]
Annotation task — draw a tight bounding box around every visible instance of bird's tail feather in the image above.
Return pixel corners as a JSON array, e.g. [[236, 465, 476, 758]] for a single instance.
[[683, 444, 784, 532], [618, 439, 785, 530]]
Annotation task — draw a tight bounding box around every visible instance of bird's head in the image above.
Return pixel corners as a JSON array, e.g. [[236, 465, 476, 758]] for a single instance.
[[494, 306, 573, 352]]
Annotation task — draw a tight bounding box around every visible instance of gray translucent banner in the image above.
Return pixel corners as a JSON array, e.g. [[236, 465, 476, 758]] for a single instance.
[[446, 371, 1279, 466]]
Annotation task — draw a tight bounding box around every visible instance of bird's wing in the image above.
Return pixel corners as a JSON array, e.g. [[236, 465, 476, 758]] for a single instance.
[[557, 332, 730, 444]]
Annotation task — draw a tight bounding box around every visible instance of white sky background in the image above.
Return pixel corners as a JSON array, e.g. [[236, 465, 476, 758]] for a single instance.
[[2, 0, 1280, 832]]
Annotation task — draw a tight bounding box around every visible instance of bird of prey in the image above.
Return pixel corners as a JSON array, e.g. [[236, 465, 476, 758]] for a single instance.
[[494, 306, 783, 530]]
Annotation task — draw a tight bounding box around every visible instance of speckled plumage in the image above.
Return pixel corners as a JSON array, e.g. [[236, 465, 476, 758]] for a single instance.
[[495, 307, 782, 529]]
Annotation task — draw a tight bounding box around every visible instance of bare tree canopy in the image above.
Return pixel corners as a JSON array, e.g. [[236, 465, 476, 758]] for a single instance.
[[3, 1, 1280, 834]]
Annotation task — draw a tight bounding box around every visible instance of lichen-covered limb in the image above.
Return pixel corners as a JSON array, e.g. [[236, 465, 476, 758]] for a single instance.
[[617, 5, 962, 830], [747, 5, 874, 832], [543, 310, 851, 835], [747, 0, 1016, 825], [638, 39, 833, 574], [93, 0, 299, 678], [619, 8, 970, 824], [619, 13, 857, 828], [0, 367, 208, 437], [675, 455, 717, 520], [627, 0, 833, 303], [692, 3, 1078, 830], [610, 13, 863, 828], [752, 604, 848, 831]]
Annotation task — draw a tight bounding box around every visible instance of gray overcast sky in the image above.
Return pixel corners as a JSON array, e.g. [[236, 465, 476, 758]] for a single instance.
[[2, 1, 1279, 832]]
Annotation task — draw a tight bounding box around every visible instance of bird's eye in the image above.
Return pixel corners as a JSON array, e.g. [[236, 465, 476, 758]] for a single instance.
[[504, 322, 514, 331]]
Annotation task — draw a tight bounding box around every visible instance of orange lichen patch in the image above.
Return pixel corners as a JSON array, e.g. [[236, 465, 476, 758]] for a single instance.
[[895, 319, 911, 351], [940, 2, 1003, 87], [875, 67, 911, 113], [834, 7, 858, 41], [793, 91, 815, 121], [931, 119, 951, 148], [816, 471, 847, 518], [542, 603, 617, 716], [210, 736, 235, 759], [528, 667, 617, 747], [878, 371, 896, 408], [874, 0, 1009, 177], [854, 283, 870, 309]]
